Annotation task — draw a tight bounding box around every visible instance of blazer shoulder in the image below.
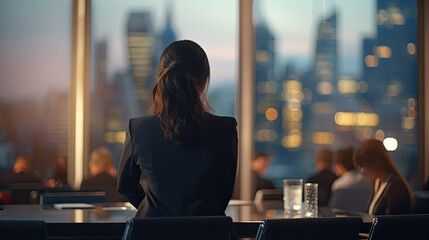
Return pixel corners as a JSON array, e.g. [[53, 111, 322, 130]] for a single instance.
[[129, 115, 160, 130], [206, 113, 237, 128]]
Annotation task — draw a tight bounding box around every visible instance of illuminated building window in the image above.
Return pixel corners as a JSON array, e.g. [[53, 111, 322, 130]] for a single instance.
[[375, 46, 392, 58], [265, 107, 278, 121], [407, 43, 416, 55], [365, 55, 378, 67]]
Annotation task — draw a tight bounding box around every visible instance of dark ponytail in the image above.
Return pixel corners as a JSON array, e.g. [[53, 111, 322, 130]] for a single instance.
[[152, 40, 212, 142]]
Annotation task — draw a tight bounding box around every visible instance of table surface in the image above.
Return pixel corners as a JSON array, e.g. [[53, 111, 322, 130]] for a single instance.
[[0, 200, 373, 239], [0, 200, 373, 223]]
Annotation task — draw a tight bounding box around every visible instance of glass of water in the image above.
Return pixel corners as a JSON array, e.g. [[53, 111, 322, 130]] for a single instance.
[[283, 179, 303, 217]]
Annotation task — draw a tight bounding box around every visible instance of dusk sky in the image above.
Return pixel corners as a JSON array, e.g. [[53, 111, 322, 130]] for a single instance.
[[0, 0, 374, 101]]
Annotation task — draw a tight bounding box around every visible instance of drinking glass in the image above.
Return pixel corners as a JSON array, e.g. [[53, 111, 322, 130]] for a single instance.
[[283, 179, 303, 217], [304, 183, 318, 217]]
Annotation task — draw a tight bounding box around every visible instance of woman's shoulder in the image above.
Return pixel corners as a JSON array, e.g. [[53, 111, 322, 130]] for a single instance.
[[129, 115, 160, 130], [205, 113, 237, 126]]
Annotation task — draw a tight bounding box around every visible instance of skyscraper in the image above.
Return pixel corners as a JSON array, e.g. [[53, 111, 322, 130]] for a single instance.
[[253, 4, 279, 151], [160, 1, 176, 51], [127, 12, 157, 114], [303, 12, 338, 147]]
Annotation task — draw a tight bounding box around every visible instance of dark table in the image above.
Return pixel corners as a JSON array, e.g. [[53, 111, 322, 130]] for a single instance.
[[0, 201, 373, 239]]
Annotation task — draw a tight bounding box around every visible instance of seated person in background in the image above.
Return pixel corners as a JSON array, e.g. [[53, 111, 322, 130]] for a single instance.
[[306, 148, 337, 206], [0, 155, 41, 189], [252, 152, 275, 199], [329, 147, 372, 212], [52, 156, 68, 186], [354, 139, 415, 215], [80, 148, 127, 202]]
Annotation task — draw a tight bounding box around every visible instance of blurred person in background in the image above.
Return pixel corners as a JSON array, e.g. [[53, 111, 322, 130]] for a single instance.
[[251, 152, 275, 199], [306, 148, 337, 206], [52, 156, 68, 187], [329, 147, 372, 212], [81, 147, 126, 202], [354, 139, 415, 215], [0, 155, 41, 189]]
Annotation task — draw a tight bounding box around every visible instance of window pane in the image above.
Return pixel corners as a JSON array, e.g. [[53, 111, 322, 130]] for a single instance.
[[0, 0, 71, 182], [90, 0, 237, 163], [254, 0, 418, 188]]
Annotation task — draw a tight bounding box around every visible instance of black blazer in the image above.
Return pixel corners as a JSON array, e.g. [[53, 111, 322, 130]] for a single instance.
[[118, 114, 238, 217], [368, 174, 413, 215]]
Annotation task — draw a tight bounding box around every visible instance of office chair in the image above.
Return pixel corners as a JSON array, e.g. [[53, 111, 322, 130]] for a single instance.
[[122, 216, 237, 240], [368, 214, 429, 240], [0, 220, 47, 240], [255, 217, 363, 240]]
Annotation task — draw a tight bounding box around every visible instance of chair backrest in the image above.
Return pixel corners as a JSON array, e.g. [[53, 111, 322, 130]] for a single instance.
[[255, 217, 362, 240], [413, 191, 429, 213], [122, 216, 236, 240], [254, 189, 283, 202], [40, 191, 106, 209], [0, 220, 47, 240], [368, 214, 429, 240]]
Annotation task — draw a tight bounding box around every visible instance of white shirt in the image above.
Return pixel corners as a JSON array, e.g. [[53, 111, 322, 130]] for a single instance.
[[330, 170, 373, 212], [331, 169, 372, 192]]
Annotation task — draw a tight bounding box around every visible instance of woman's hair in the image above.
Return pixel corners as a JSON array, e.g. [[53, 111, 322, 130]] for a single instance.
[[152, 40, 212, 142], [353, 139, 415, 205], [353, 139, 398, 175]]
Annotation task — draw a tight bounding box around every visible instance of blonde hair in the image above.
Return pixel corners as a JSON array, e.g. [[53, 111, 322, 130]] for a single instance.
[[89, 148, 114, 173]]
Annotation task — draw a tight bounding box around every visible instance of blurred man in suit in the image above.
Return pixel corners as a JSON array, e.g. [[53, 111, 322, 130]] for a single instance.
[[251, 152, 275, 199], [307, 149, 337, 206], [0, 155, 41, 189], [80, 147, 126, 202]]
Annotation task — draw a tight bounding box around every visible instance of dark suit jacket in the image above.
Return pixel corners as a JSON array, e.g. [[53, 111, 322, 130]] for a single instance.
[[251, 171, 275, 199], [307, 169, 337, 206], [368, 174, 413, 215], [118, 114, 238, 217], [80, 172, 127, 202]]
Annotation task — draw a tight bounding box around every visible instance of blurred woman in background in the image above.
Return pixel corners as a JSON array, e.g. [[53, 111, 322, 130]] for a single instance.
[[353, 139, 414, 215]]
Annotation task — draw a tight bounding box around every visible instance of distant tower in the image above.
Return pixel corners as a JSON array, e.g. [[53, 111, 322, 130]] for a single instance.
[[253, 0, 279, 151], [160, 1, 177, 51], [127, 12, 156, 114], [300, 11, 338, 148], [313, 12, 337, 97], [369, 0, 417, 134], [90, 41, 107, 150]]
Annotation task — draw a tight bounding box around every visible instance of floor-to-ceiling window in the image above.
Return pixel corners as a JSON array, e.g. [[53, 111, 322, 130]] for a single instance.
[[253, 0, 418, 189], [0, 0, 71, 183]]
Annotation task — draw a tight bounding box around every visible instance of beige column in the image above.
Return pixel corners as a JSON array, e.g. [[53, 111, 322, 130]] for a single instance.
[[69, 0, 90, 189], [238, 0, 255, 201]]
